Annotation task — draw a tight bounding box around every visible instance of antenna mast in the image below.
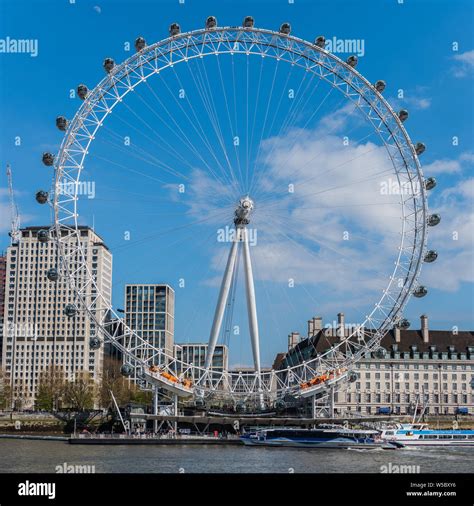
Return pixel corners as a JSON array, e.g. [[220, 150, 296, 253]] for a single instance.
[[6, 163, 21, 245]]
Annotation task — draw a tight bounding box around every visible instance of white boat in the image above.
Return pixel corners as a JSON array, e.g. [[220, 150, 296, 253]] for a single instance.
[[241, 427, 402, 449], [380, 423, 474, 447]]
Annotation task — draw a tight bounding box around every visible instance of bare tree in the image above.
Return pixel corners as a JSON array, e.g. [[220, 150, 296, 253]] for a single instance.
[[0, 368, 12, 410], [64, 371, 96, 411], [35, 364, 66, 411]]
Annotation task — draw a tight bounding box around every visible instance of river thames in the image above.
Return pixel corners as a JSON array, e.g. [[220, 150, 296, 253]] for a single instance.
[[0, 440, 473, 473]]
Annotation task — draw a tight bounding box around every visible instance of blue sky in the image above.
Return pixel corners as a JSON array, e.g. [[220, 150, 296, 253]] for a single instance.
[[0, 0, 473, 367]]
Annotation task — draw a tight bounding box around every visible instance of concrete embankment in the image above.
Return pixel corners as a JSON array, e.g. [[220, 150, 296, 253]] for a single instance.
[[0, 433, 68, 441]]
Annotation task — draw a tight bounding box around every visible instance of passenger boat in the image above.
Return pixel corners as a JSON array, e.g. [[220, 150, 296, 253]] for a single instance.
[[241, 427, 403, 449], [380, 423, 474, 447]]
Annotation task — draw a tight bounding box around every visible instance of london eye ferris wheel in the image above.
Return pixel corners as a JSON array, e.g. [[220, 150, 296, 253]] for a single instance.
[[36, 16, 440, 411]]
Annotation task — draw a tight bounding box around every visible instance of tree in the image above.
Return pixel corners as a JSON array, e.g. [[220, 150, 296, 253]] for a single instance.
[[35, 365, 66, 411], [64, 371, 96, 411], [99, 356, 152, 409], [99, 356, 130, 408], [0, 368, 12, 410]]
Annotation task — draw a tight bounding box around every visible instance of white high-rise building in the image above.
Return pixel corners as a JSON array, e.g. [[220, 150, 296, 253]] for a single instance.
[[2, 226, 112, 409]]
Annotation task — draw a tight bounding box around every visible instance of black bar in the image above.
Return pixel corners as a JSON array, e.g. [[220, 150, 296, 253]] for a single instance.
[[0, 473, 472, 506]]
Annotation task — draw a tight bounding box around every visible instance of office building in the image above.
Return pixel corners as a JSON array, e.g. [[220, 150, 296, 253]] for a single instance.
[[2, 226, 112, 409], [174, 343, 228, 381], [124, 284, 174, 366], [0, 253, 6, 365]]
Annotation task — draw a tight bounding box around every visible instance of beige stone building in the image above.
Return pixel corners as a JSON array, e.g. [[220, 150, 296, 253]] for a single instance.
[[2, 226, 112, 409], [279, 313, 474, 416]]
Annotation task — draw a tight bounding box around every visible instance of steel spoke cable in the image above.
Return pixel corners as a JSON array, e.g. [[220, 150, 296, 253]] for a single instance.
[[250, 84, 337, 197], [252, 93, 358, 202], [111, 103, 200, 178], [99, 123, 190, 180], [185, 61, 241, 195], [107, 207, 232, 252], [248, 61, 295, 193], [196, 55, 243, 196], [93, 132, 191, 182], [253, 132, 383, 206], [131, 85, 232, 191], [215, 52, 245, 194], [247, 56, 265, 191], [164, 66, 237, 192], [141, 75, 235, 193], [190, 59, 242, 196], [260, 213, 394, 281], [257, 166, 395, 214], [248, 58, 281, 194]]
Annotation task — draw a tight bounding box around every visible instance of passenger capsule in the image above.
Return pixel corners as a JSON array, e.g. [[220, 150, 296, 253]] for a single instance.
[[375, 347, 387, 359], [374, 80, 386, 93], [42, 152, 54, 167], [424, 177, 437, 191], [423, 250, 438, 263], [413, 286, 428, 298], [77, 84, 88, 100], [47, 268, 59, 281], [235, 401, 246, 413], [243, 16, 254, 28], [195, 397, 205, 408], [169, 23, 180, 36], [64, 304, 77, 318], [37, 229, 49, 243], [89, 337, 101, 350], [56, 116, 68, 131], [398, 318, 411, 329], [348, 371, 358, 383], [103, 57, 115, 73], [346, 55, 358, 68], [274, 399, 286, 411], [35, 190, 49, 204], [134, 36, 146, 52], [314, 36, 326, 48], [120, 364, 134, 377], [415, 142, 426, 155], [279, 22, 291, 35], [205, 16, 217, 29], [398, 109, 409, 122], [427, 213, 441, 227]]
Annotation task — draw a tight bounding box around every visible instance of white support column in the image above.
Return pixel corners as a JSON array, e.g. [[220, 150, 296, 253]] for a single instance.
[[173, 394, 178, 435], [242, 227, 261, 380], [153, 386, 159, 434], [205, 236, 239, 370]]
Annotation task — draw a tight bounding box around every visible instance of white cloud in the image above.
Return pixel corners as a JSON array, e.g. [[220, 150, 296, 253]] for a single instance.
[[423, 178, 474, 291], [404, 96, 432, 110], [423, 159, 462, 175], [452, 49, 474, 77], [422, 152, 473, 175]]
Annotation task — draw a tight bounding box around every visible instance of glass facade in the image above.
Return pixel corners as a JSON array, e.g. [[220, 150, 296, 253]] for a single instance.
[[124, 284, 174, 366]]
